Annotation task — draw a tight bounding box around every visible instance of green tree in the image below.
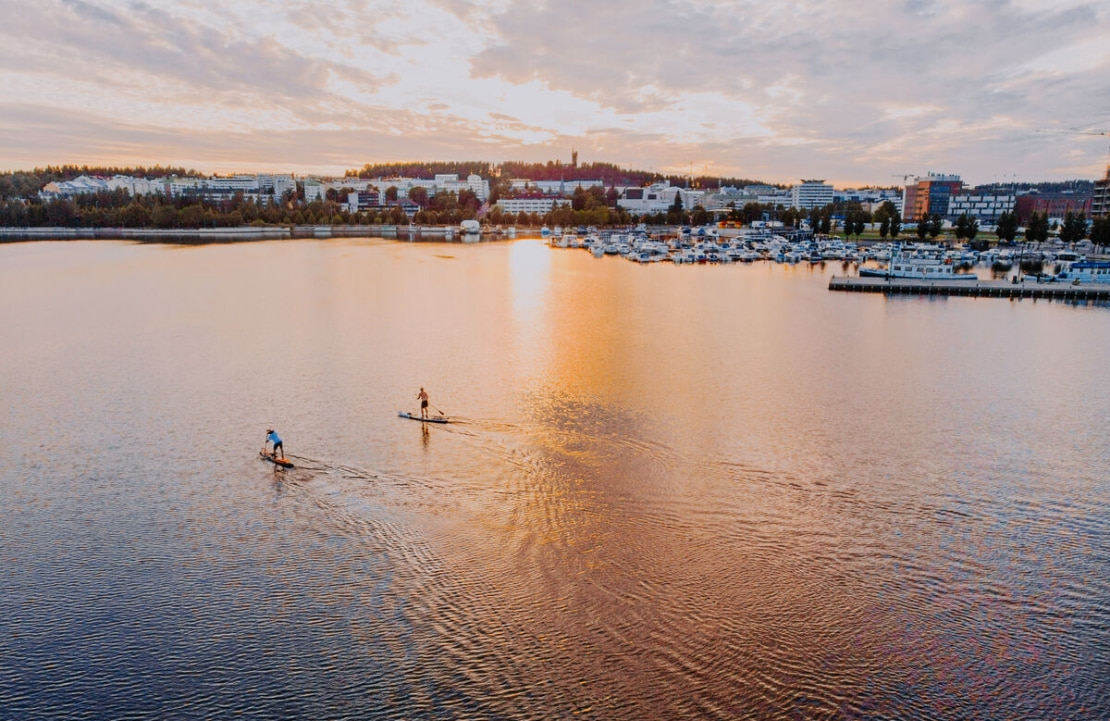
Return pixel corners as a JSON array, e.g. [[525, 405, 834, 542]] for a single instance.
[[916, 212, 929, 240], [408, 186, 428, 207], [1058, 210, 1087, 245], [890, 209, 902, 238], [954, 213, 971, 240], [995, 211, 1017, 244], [1090, 216, 1110, 252], [385, 186, 399, 202], [121, 203, 150, 228], [872, 200, 893, 225], [571, 186, 587, 211], [1025, 211, 1049, 243], [153, 204, 177, 228], [179, 204, 205, 228], [879, 217, 890, 239], [928, 214, 942, 240], [45, 198, 75, 226]]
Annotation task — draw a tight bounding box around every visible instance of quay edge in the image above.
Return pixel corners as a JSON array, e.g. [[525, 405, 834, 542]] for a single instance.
[[829, 276, 1110, 301]]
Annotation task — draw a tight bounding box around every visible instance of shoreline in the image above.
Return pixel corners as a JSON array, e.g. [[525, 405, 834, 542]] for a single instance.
[[0, 224, 527, 243]]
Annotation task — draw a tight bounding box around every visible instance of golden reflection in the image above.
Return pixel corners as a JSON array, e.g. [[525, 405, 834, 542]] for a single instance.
[[507, 239, 553, 381], [508, 239, 551, 317]]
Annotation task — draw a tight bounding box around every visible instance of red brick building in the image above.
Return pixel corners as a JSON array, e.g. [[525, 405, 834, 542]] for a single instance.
[[1014, 191, 1092, 223]]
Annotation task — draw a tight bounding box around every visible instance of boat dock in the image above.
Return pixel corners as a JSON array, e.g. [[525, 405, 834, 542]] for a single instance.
[[829, 276, 1110, 301]]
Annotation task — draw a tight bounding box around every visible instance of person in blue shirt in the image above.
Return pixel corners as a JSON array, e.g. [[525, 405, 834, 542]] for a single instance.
[[265, 429, 284, 459]]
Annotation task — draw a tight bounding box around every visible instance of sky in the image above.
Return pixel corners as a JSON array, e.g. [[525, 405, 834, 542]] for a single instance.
[[1, 0, 1109, 186]]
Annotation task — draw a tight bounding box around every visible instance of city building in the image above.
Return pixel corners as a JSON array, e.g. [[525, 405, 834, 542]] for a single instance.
[[435, 174, 490, 201], [617, 183, 705, 214], [40, 175, 109, 198], [303, 179, 325, 203], [346, 191, 418, 217], [789, 179, 833, 210], [496, 198, 560, 214], [948, 191, 1016, 223], [530, 180, 606, 195], [106, 175, 162, 196], [256, 174, 296, 199], [1092, 168, 1110, 218], [1014, 190, 1092, 224], [903, 173, 963, 221], [831, 187, 903, 214]]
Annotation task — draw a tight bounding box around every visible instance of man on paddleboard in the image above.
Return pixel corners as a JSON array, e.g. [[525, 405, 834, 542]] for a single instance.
[[417, 388, 429, 418], [265, 429, 284, 459]]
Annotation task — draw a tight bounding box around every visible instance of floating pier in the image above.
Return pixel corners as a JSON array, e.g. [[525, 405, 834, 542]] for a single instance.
[[829, 276, 1110, 301]]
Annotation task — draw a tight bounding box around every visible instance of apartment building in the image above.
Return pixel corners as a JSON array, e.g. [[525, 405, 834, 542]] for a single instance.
[[496, 198, 560, 214], [948, 191, 1016, 223], [1092, 168, 1110, 218], [789, 180, 833, 210]]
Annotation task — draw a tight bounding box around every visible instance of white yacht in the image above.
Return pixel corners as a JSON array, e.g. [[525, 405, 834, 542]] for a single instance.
[[860, 256, 978, 280]]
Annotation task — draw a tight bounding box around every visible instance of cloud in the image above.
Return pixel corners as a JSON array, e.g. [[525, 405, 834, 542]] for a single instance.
[[0, 1, 391, 109], [467, 0, 1110, 180], [0, 0, 1107, 184]]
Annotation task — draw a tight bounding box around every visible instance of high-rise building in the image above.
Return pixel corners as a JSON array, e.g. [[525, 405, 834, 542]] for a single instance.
[[903, 173, 963, 221], [789, 179, 833, 210], [1092, 167, 1110, 218]]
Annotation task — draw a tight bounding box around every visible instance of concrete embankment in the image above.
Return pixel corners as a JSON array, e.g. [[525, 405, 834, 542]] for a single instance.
[[0, 224, 511, 242], [0, 226, 291, 242]]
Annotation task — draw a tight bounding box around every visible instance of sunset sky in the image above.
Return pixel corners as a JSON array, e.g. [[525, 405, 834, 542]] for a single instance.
[[2, 0, 1109, 186]]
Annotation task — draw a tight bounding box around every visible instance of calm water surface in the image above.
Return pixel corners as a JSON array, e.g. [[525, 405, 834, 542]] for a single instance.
[[1, 238, 1108, 719]]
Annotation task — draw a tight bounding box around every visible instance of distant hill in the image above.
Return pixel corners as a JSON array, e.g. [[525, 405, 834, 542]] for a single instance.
[[347, 160, 769, 189]]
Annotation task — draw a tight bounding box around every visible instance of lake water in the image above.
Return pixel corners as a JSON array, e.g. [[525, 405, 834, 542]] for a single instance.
[[2, 238, 1108, 719]]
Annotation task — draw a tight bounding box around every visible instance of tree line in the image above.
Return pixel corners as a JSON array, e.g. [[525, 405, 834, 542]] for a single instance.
[[3, 165, 1108, 251]]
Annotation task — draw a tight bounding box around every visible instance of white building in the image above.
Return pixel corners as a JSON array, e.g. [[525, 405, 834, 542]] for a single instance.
[[947, 192, 1016, 223], [530, 180, 606, 195], [435, 174, 490, 201], [106, 175, 162, 196], [40, 175, 109, 198], [303, 179, 325, 203], [617, 183, 705, 214], [789, 179, 833, 210], [496, 198, 560, 214], [257, 174, 296, 199]]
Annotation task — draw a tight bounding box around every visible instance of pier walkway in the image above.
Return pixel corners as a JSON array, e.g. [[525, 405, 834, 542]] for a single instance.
[[829, 276, 1110, 301]]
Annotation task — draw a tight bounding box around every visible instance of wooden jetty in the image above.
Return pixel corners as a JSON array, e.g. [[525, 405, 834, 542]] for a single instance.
[[829, 276, 1110, 301]]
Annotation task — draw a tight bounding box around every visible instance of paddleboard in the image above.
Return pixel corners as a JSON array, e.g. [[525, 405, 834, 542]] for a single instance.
[[259, 450, 295, 468], [398, 411, 449, 424]]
